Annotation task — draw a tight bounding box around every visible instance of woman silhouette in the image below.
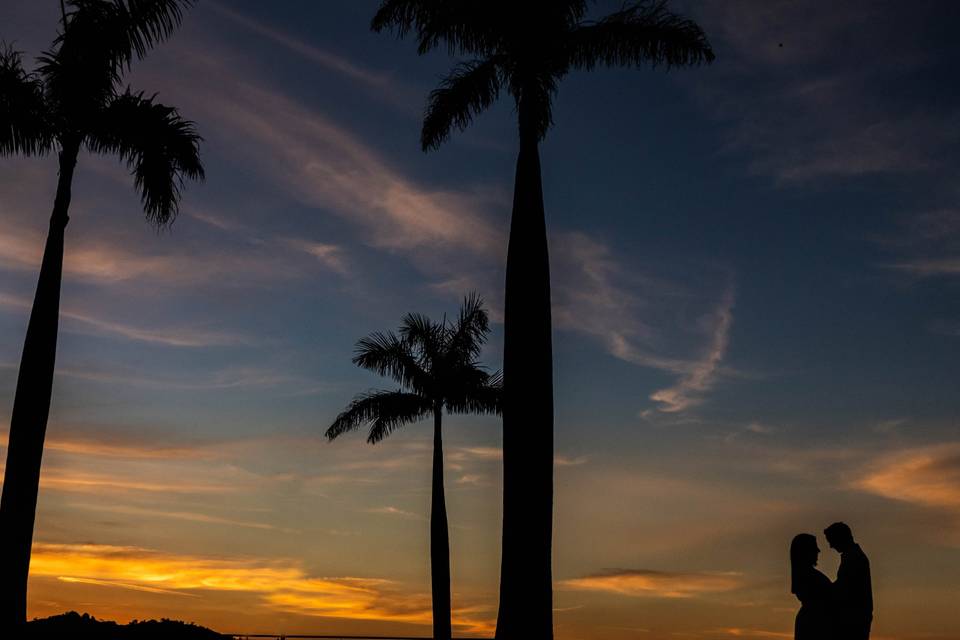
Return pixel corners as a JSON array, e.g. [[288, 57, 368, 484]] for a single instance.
[[791, 533, 835, 640]]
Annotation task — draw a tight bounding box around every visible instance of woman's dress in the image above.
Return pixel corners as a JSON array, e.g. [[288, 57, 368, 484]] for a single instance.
[[794, 567, 834, 640]]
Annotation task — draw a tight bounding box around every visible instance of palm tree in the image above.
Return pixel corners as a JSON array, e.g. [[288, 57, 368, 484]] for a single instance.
[[0, 0, 202, 626], [326, 294, 501, 640], [371, 2, 714, 638]]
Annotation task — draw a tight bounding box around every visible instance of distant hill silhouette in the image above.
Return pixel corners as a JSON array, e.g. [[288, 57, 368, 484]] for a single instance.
[[25, 611, 228, 639]]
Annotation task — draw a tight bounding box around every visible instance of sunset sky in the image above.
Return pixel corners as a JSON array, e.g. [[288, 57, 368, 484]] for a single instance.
[[1, 1, 960, 638]]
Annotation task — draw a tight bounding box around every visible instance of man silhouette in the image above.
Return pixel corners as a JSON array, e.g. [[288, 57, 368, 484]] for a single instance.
[[825, 522, 873, 640]]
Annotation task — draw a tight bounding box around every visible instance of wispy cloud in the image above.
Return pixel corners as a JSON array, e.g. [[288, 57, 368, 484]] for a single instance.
[[34, 469, 237, 495], [551, 233, 741, 415], [855, 442, 960, 510], [885, 258, 960, 277], [451, 446, 588, 469], [42, 433, 216, 461], [0, 161, 346, 292], [69, 502, 288, 532], [279, 238, 350, 275], [456, 474, 486, 486], [456, 446, 503, 461], [30, 542, 494, 634], [57, 576, 199, 597], [146, 36, 743, 420], [648, 285, 736, 413], [555, 454, 589, 467], [561, 568, 743, 599], [205, 1, 419, 111], [709, 628, 792, 639], [552, 232, 667, 367], [363, 506, 423, 520], [50, 363, 326, 394], [0, 291, 251, 347], [0, 210, 301, 288], [878, 209, 960, 277], [173, 58, 505, 258]]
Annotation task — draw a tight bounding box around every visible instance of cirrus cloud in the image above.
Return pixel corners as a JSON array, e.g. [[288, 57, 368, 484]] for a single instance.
[[29, 542, 494, 634], [561, 568, 743, 599], [855, 442, 960, 510]]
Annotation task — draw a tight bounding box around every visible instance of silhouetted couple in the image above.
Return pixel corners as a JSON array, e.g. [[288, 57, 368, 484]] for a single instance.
[[791, 522, 873, 640]]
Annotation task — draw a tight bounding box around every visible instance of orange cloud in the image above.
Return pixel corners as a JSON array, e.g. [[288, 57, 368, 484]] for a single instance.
[[38, 469, 236, 495], [0, 205, 300, 289], [561, 569, 743, 599], [29, 543, 494, 635], [712, 629, 792, 639], [57, 576, 199, 597], [363, 506, 424, 520], [0, 427, 217, 461], [855, 442, 960, 509], [1, 456, 244, 497], [44, 435, 215, 461]]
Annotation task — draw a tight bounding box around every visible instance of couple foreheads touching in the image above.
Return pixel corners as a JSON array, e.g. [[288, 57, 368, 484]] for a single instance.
[[791, 522, 873, 640]]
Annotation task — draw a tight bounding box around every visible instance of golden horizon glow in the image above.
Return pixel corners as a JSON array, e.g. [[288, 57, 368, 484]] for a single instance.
[[28, 543, 495, 636], [2, 1, 959, 639]]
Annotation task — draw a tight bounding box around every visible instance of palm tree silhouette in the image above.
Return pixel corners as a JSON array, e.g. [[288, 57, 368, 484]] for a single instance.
[[326, 295, 501, 640], [0, 0, 202, 626], [371, 2, 714, 637]]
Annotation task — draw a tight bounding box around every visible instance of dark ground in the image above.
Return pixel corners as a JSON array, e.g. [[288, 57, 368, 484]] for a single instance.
[[25, 612, 229, 639]]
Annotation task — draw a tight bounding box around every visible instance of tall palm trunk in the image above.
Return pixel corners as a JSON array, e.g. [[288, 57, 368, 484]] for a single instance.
[[496, 99, 554, 640], [430, 404, 452, 640], [0, 140, 78, 628]]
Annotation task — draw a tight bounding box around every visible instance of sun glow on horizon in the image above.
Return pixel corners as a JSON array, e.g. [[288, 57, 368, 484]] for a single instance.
[[29, 542, 496, 636]]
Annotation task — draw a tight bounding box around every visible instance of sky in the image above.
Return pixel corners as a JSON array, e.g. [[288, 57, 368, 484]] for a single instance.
[[1, 1, 960, 638]]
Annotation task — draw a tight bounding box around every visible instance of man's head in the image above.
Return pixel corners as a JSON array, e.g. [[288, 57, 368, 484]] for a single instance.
[[825, 521, 855, 552]]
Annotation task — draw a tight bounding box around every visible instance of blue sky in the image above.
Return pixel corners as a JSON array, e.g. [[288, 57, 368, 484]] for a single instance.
[[1, 1, 960, 638]]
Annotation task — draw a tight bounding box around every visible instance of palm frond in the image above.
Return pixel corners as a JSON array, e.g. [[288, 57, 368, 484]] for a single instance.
[[444, 292, 489, 361], [564, 0, 715, 71], [445, 369, 502, 416], [111, 0, 193, 62], [39, 0, 195, 132], [371, 0, 503, 56], [370, 0, 434, 36], [555, 0, 589, 25], [422, 57, 503, 151], [0, 45, 54, 156], [353, 330, 432, 392], [61, 0, 193, 68], [41, 0, 122, 98], [325, 390, 432, 443], [398, 311, 444, 368], [330, 299, 499, 448], [86, 89, 203, 225]]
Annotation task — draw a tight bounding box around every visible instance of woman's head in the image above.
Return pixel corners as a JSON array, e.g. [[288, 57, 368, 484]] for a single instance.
[[790, 533, 820, 594], [791, 533, 820, 566]]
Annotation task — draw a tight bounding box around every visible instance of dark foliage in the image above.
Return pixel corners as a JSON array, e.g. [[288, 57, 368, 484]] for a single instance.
[[25, 612, 229, 639], [374, 0, 714, 146], [1, 0, 203, 226], [327, 293, 501, 444]]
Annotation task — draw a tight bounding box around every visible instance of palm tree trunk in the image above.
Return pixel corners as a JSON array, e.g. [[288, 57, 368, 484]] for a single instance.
[[431, 405, 452, 640], [495, 100, 554, 640], [0, 139, 78, 628]]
